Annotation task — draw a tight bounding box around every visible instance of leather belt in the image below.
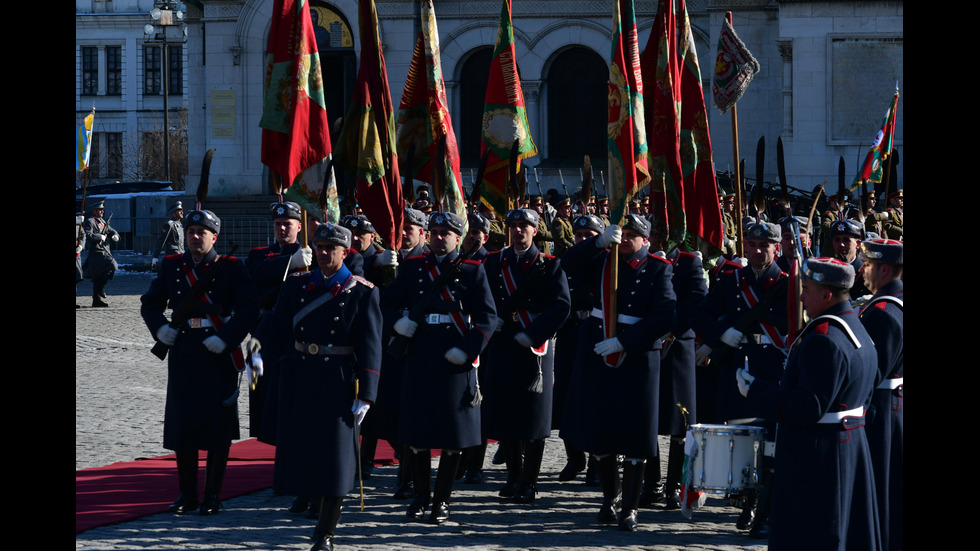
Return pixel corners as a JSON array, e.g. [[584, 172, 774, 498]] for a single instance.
[[294, 341, 355, 355], [877, 377, 903, 390], [425, 313, 469, 325], [590, 308, 641, 325], [817, 406, 864, 424], [186, 317, 229, 329]]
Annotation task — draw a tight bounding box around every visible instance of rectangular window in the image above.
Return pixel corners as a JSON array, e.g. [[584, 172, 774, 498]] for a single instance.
[[168, 45, 182, 96], [106, 46, 121, 95], [82, 46, 98, 95], [106, 133, 123, 178], [144, 46, 161, 95]]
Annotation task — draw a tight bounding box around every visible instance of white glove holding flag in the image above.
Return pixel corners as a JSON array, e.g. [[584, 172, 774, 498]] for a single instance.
[[289, 247, 313, 270], [597, 225, 622, 248], [377, 249, 398, 268], [248, 352, 264, 381]]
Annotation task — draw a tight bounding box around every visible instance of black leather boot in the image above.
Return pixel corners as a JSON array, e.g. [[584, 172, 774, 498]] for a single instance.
[[407, 449, 431, 522], [499, 440, 524, 499], [393, 445, 415, 500], [558, 440, 587, 482], [619, 459, 645, 531], [514, 439, 545, 503], [638, 455, 664, 507], [200, 447, 229, 515], [596, 455, 621, 524], [430, 451, 462, 524], [168, 450, 199, 514], [584, 453, 599, 486], [462, 441, 487, 484], [664, 437, 684, 509], [359, 437, 377, 480], [311, 496, 343, 551]]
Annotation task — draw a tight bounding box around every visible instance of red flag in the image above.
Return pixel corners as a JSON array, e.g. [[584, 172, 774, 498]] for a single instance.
[[480, 0, 537, 219], [396, 0, 466, 220], [259, 0, 331, 189], [852, 85, 899, 189], [642, 0, 723, 252], [335, 0, 403, 250]]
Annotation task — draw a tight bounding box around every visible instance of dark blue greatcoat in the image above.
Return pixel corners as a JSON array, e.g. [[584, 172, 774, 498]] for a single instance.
[[245, 241, 304, 442], [141, 249, 259, 451], [382, 249, 496, 450], [747, 302, 882, 551], [256, 264, 381, 497], [552, 268, 594, 430], [482, 246, 570, 441], [860, 280, 903, 551], [659, 249, 708, 435], [361, 243, 428, 442], [691, 261, 788, 423], [559, 238, 676, 458]]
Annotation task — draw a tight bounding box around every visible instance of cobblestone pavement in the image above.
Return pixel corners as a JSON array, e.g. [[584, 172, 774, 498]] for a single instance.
[[76, 267, 767, 550]]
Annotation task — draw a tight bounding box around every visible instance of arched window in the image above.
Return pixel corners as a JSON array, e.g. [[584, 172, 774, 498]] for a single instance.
[[457, 47, 494, 167], [546, 47, 606, 165]]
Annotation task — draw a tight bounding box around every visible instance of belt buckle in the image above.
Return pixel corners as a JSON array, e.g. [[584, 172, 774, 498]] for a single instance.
[[187, 318, 202, 329], [306, 343, 320, 355], [427, 313, 441, 324]]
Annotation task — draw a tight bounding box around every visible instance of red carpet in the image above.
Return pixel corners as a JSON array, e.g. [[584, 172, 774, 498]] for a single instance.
[[75, 438, 398, 534]]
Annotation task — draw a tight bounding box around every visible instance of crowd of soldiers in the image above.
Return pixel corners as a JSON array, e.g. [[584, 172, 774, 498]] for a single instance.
[[130, 185, 902, 551]]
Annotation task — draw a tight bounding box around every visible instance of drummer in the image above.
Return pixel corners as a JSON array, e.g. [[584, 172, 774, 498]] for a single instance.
[[691, 221, 789, 538]]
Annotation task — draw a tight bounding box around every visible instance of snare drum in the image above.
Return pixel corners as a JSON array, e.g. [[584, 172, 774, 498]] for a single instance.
[[688, 424, 764, 494]]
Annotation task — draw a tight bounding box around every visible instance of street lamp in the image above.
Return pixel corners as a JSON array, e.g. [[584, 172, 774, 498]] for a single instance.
[[144, 1, 187, 181]]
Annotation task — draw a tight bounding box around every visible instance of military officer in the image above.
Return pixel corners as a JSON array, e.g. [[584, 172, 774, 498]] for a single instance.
[[819, 192, 848, 256], [829, 219, 871, 300], [482, 208, 570, 503], [256, 223, 381, 551], [882, 189, 903, 240], [82, 201, 120, 307], [382, 211, 496, 525], [738, 257, 881, 550], [550, 198, 575, 256], [560, 214, 676, 531], [462, 212, 492, 262], [858, 238, 903, 551], [152, 201, 185, 268], [140, 209, 259, 516]]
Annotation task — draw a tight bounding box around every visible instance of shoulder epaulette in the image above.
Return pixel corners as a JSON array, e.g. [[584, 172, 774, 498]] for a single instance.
[[406, 255, 428, 261], [541, 253, 556, 260], [647, 253, 671, 264], [164, 253, 182, 261], [678, 250, 697, 259], [462, 259, 482, 266], [814, 321, 830, 335], [351, 274, 375, 288], [223, 255, 241, 263]]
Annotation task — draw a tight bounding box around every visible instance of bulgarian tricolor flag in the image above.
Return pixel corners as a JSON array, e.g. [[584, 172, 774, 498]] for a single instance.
[[259, 0, 332, 189], [852, 84, 899, 190], [479, 0, 537, 220], [335, 0, 404, 250], [396, 0, 466, 221]]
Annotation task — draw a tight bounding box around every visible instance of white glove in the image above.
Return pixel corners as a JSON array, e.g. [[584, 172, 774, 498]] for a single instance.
[[393, 317, 418, 338], [593, 337, 625, 356], [720, 327, 746, 348], [203, 335, 227, 354], [93, 233, 106, 243], [695, 344, 712, 366], [653, 250, 666, 258], [151, 258, 159, 269], [110, 233, 119, 242], [249, 353, 264, 377], [245, 337, 262, 355], [156, 324, 178, 346], [495, 316, 506, 332], [289, 247, 313, 270], [352, 399, 371, 425], [735, 257, 748, 267], [736, 367, 756, 398], [444, 347, 468, 365], [514, 332, 535, 348], [597, 225, 622, 248], [377, 249, 398, 268]]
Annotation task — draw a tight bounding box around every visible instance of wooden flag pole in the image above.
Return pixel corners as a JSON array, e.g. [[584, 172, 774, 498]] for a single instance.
[[730, 102, 743, 257]]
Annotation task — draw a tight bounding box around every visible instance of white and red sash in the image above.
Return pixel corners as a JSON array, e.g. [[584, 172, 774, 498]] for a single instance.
[[501, 252, 547, 356], [738, 275, 787, 354], [182, 260, 246, 372]]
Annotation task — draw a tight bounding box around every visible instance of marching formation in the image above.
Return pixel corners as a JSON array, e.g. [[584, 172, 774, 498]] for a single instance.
[[134, 189, 903, 551]]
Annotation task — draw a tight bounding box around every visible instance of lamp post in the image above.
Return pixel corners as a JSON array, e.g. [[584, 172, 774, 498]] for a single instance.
[[144, 1, 186, 181]]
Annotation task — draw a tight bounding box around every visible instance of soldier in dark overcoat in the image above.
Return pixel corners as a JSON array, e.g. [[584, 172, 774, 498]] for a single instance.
[[83, 201, 120, 307], [858, 238, 903, 551], [382, 211, 496, 525], [739, 257, 882, 551], [256, 223, 381, 551], [559, 215, 676, 531], [482, 208, 570, 503], [140, 209, 259, 516]]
